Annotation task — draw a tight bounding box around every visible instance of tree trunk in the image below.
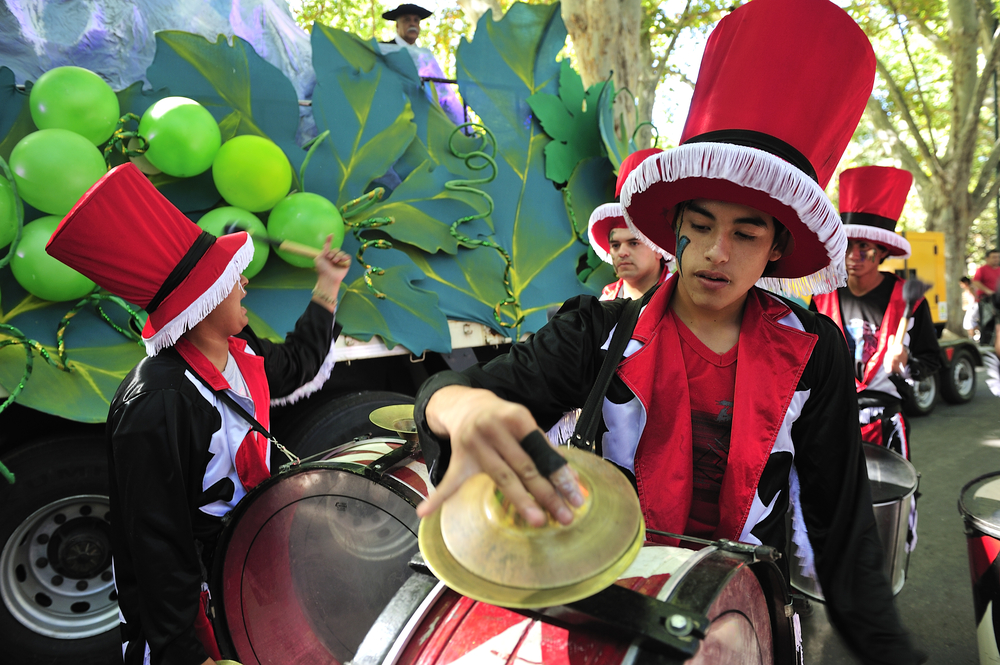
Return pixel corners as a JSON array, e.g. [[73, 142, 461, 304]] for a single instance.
[[560, 0, 648, 146]]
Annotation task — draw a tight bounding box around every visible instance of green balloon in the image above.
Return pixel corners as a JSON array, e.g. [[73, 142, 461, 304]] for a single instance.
[[138, 97, 221, 178], [10, 129, 107, 215], [267, 193, 345, 268], [0, 176, 17, 249], [12, 216, 95, 302], [213, 136, 292, 212], [29, 66, 120, 145], [197, 207, 270, 279]]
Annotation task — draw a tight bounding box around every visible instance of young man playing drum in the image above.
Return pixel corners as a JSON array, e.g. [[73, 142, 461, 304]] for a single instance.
[[412, 0, 922, 662], [811, 166, 939, 462], [46, 163, 350, 665]]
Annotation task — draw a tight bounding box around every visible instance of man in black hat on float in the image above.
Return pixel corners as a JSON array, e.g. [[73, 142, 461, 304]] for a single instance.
[[381, 3, 433, 46]]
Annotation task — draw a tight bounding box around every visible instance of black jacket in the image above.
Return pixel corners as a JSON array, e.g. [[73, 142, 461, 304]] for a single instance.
[[108, 302, 338, 665]]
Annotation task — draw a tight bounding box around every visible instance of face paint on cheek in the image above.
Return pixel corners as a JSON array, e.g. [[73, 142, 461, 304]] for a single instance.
[[675, 235, 690, 276]]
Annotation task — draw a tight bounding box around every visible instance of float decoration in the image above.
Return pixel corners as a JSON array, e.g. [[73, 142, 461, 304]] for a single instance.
[[527, 60, 608, 186]]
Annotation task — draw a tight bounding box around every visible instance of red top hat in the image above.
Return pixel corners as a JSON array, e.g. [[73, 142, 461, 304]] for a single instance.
[[588, 203, 672, 264], [620, 0, 875, 297], [47, 163, 253, 356], [615, 148, 662, 198], [839, 166, 912, 258]]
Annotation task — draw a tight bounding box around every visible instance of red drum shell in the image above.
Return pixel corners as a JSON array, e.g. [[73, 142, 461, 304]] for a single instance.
[[212, 437, 428, 665], [959, 471, 1000, 665], [359, 544, 797, 665]]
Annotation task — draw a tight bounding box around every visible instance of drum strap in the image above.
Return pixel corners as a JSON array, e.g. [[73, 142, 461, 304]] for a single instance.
[[180, 358, 302, 469], [568, 290, 650, 453]]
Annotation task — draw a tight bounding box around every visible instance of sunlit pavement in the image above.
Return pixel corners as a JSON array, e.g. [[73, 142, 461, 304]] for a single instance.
[[799, 367, 997, 664]]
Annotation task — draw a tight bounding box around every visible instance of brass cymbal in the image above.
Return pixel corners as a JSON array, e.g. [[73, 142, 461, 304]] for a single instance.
[[369, 404, 417, 435], [418, 446, 645, 608]]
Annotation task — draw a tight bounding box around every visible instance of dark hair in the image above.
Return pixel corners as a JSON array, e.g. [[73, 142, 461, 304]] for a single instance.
[[989, 248, 1000, 256], [762, 218, 791, 276], [961, 276, 972, 285]]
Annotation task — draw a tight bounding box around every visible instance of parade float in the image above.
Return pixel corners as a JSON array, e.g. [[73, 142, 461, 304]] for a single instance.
[[0, 2, 653, 661]]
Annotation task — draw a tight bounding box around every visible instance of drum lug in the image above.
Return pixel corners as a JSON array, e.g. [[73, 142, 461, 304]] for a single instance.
[[784, 602, 795, 618], [369, 439, 420, 478]]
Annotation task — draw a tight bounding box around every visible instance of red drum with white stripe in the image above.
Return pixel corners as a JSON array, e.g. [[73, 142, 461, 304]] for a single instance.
[[355, 544, 800, 665], [212, 437, 429, 665]]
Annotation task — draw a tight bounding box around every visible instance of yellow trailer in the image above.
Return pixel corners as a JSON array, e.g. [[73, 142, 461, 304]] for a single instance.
[[882, 231, 948, 324]]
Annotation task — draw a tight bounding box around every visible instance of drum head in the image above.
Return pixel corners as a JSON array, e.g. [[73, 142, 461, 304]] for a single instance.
[[215, 463, 420, 665], [863, 442, 918, 504], [961, 471, 1000, 540]]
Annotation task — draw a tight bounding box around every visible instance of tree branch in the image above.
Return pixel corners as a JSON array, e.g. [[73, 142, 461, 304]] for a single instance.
[[648, 0, 692, 89], [972, 159, 1000, 221], [972, 137, 1000, 199], [954, 23, 1000, 178], [865, 95, 932, 189], [887, 1, 939, 156], [874, 57, 944, 177]]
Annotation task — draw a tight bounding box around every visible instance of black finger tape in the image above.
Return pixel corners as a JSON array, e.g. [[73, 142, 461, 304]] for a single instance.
[[519, 430, 568, 477]]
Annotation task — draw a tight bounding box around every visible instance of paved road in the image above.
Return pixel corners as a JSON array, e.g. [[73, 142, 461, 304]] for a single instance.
[[800, 366, 998, 664]]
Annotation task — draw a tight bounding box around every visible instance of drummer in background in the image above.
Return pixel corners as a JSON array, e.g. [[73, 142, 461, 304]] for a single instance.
[[811, 166, 940, 462], [46, 164, 349, 665], [589, 149, 674, 301], [411, 0, 923, 663]]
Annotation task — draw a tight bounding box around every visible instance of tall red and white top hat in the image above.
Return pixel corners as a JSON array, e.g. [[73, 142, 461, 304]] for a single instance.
[[589, 148, 673, 264], [619, 0, 875, 297], [46, 163, 254, 356], [588, 203, 673, 264], [839, 166, 912, 258]]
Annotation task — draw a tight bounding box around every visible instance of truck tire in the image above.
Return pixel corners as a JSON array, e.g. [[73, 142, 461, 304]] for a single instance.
[[277, 390, 415, 460], [903, 373, 937, 417], [0, 436, 118, 665], [941, 349, 977, 404]]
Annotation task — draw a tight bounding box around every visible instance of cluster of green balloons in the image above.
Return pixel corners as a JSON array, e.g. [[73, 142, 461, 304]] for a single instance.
[[5, 66, 117, 300]]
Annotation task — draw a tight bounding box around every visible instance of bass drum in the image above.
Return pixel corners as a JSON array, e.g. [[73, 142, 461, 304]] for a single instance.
[[212, 437, 429, 665], [959, 471, 1000, 665], [354, 544, 799, 665]]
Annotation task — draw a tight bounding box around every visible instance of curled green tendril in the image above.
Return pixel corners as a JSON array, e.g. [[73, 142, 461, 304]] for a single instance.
[[0, 155, 24, 270], [103, 113, 147, 166], [631, 121, 659, 148], [340, 187, 386, 219], [443, 124, 523, 330], [299, 130, 330, 194], [345, 216, 395, 298]]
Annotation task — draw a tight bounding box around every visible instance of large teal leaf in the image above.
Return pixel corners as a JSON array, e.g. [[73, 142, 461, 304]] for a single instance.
[[0, 271, 145, 422], [0, 67, 31, 162], [527, 60, 607, 184], [440, 2, 612, 332], [305, 25, 417, 206]]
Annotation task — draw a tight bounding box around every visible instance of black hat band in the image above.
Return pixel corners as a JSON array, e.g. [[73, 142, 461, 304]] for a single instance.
[[146, 231, 217, 315], [840, 211, 897, 232], [683, 129, 818, 183]]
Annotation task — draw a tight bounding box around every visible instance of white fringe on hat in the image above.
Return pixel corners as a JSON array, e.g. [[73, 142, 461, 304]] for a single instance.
[[588, 202, 673, 265], [143, 234, 255, 356], [620, 143, 848, 298], [271, 329, 338, 407], [842, 224, 911, 259], [588, 203, 624, 264]]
